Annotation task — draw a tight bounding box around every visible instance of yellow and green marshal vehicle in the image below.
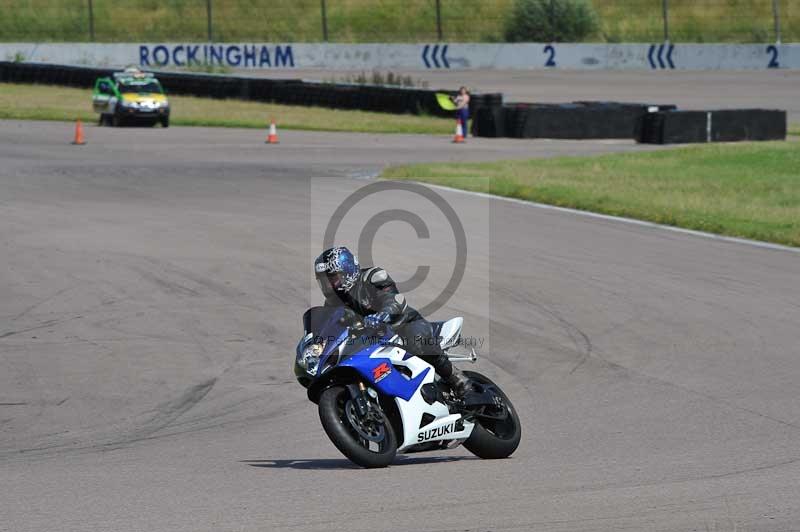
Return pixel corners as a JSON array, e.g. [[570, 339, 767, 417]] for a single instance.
[[92, 67, 170, 127]]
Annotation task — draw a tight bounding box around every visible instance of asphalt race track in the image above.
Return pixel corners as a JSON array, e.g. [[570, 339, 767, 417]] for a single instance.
[[1, 120, 799, 532]]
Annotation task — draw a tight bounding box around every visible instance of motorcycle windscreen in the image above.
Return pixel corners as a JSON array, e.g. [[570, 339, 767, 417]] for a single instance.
[[302, 305, 345, 338]]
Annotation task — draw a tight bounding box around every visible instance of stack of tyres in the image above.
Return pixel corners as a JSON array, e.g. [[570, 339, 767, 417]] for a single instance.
[[472, 106, 506, 137], [250, 79, 274, 102], [504, 104, 533, 138], [576, 101, 677, 139], [59, 64, 73, 85], [356, 86, 373, 111], [469, 90, 503, 137], [389, 88, 406, 114], [324, 86, 340, 108], [469, 93, 503, 114], [521, 104, 579, 138], [521, 103, 635, 139], [396, 88, 415, 114], [284, 82, 305, 105], [637, 112, 666, 143], [274, 81, 289, 105], [225, 77, 242, 99], [238, 78, 251, 100], [416, 90, 433, 116], [485, 93, 504, 108], [53, 66, 64, 84], [369, 87, 385, 113], [638, 109, 786, 144], [281, 82, 300, 105], [339, 86, 358, 108], [711, 109, 786, 141], [310, 84, 328, 107], [469, 94, 484, 110], [369, 89, 388, 113], [643, 111, 710, 144], [209, 78, 224, 99], [11, 63, 32, 83]]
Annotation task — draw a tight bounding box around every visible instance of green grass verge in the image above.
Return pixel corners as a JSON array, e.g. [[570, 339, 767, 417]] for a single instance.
[[1, 0, 796, 43], [0, 82, 452, 135], [382, 143, 800, 247], [789, 124, 800, 137]]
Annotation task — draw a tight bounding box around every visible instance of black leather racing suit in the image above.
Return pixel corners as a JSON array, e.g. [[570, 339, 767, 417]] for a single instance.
[[323, 267, 454, 379]]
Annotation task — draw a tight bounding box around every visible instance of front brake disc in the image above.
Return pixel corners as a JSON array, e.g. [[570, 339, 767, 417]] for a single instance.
[[344, 400, 385, 443]]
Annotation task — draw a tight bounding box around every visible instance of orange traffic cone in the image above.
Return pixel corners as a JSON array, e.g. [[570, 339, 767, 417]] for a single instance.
[[452, 119, 465, 143], [71, 120, 86, 145], [266, 120, 279, 144]]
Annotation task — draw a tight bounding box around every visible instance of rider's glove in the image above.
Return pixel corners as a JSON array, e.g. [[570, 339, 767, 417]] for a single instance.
[[364, 312, 390, 329]]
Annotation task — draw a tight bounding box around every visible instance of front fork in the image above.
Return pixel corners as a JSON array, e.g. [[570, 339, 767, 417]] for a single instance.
[[346, 382, 369, 416], [346, 381, 382, 419]]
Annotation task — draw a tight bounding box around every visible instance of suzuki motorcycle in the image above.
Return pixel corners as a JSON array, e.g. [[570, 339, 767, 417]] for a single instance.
[[294, 306, 521, 468]]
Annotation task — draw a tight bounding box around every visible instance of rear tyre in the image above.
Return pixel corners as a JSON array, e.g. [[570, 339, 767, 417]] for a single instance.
[[462, 371, 521, 459], [318, 385, 397, 468], [111, 112, 122, 127]]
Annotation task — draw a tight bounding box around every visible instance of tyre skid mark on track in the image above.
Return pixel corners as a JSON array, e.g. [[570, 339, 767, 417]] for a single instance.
[[134, 398, 307, 443], [0, 316, 83, 339], [572, 344, 800, 435], [547, 454, 800, 501], [9, 285, 76, 322], [494, 280, 800, 434], [494, 285, 594, 377], [0, 393, 302, 461], [104, 377, 218, 448]]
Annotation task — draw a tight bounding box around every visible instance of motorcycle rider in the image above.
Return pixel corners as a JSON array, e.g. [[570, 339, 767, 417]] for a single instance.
[[314, 246, 471, 397]]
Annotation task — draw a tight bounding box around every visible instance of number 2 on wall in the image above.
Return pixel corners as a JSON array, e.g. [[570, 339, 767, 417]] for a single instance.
[[766, 45, 780, 69], [543, 45, 556, 67]]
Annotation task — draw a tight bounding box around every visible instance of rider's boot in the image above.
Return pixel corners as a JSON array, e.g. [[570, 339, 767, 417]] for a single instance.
[[421, 336, 471, 398], [444, 366, 471, 398]]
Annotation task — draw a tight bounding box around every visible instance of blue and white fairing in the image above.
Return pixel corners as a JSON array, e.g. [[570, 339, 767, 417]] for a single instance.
[[296, 306, 474, 451]]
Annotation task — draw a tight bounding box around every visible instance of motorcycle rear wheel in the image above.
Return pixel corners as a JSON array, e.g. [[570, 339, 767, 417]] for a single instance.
[[462, 371, 522, 459], [318, 385, 397, 468]]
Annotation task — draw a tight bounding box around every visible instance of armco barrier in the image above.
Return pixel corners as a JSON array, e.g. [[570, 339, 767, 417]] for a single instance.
[[2, 43, 800, 70], [638, 109, 786, 144], [0, 61, 502, 118]]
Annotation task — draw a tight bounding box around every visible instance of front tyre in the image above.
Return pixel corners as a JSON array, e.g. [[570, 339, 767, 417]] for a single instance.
[[159, 115, 169, 128], [462, 371, 521, 459], [318, 385, 397, 468]]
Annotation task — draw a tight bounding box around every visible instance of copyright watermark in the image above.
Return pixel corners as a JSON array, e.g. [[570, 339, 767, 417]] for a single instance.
[[321, 181, 467, 316], [309, 178, 489, 334]]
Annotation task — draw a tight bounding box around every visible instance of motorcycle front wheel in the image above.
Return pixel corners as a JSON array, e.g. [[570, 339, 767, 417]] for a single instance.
[[318, 385, 397, 468]]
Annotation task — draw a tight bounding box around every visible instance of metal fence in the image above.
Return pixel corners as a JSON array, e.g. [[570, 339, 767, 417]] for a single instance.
[[0, 0, 794, 43]]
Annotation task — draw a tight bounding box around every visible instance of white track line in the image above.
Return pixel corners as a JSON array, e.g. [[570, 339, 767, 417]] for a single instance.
[[422, 182, 800, 255]]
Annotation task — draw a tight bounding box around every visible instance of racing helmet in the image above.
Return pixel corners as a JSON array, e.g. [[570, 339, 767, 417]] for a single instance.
[[314, 246, 359, 297]]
